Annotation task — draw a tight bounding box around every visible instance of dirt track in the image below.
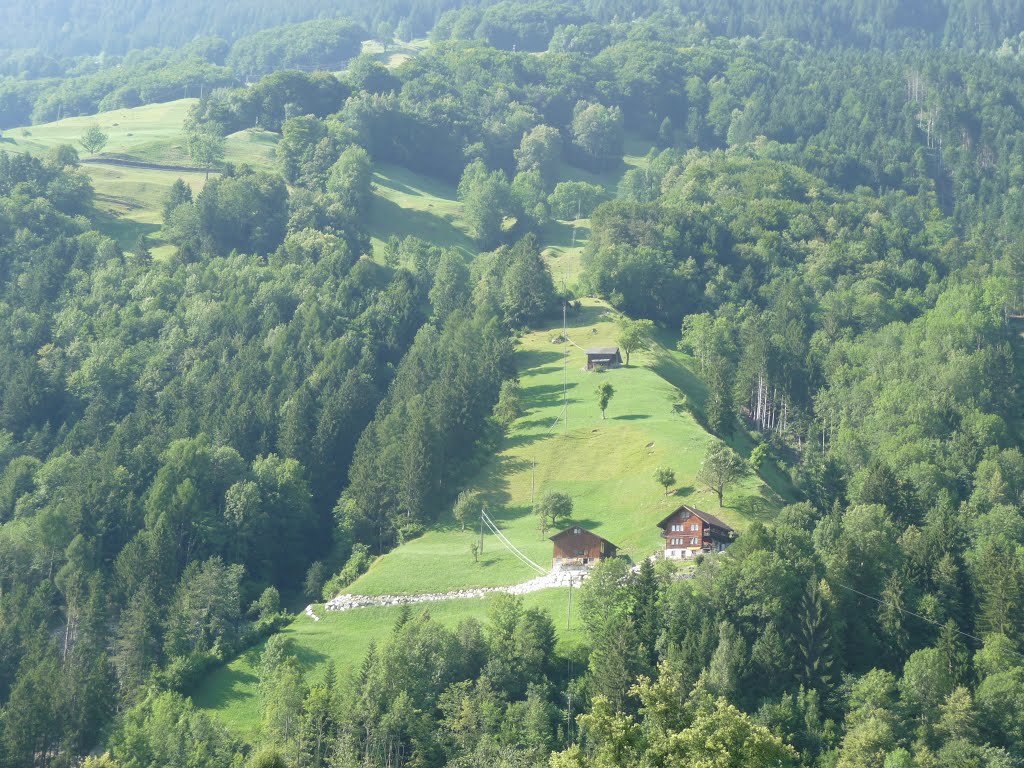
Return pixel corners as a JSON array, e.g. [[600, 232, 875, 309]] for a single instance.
[[82, 156, 216, 174]]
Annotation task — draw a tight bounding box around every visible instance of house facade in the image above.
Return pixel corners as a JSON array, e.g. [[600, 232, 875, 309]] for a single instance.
[[550, 525, 618, 569], [657, 504, 734, 559]]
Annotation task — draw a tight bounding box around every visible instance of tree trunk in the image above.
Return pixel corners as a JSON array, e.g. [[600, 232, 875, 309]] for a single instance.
[[717, 487, 724, 506]]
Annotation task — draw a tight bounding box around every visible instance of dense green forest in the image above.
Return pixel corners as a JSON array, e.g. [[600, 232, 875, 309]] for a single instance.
[[2, 1, 1024, 767]]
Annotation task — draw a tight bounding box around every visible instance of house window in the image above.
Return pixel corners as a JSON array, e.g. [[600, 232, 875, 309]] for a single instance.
[[671, 523, 682, 531], [573, 528, 580, 534], [689, 537, 699, 545], [690, 523, 699, 531]]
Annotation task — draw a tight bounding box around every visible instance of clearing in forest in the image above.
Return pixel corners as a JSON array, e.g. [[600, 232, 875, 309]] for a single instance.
[[347, 297, 792, 597]]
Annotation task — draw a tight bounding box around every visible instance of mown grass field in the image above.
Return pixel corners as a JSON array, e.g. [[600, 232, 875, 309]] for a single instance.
[[4, 95, 656, 274], [348, 297, 793, 596], [193, 589, 584, 738], [3, 99, 278, 256]]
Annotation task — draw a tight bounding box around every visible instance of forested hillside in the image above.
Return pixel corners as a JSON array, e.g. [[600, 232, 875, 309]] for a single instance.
[[1, 1, 1024, 767]]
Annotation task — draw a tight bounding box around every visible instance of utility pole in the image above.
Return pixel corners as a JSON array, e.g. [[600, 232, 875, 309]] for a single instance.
[[563, 302, 568, 435], [531, 457, 536, 503], [479, 504, 486, 554], [566, 575, 573, 629]]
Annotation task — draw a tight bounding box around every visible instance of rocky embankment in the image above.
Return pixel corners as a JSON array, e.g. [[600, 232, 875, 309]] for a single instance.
[[317, 568, 586, 615]]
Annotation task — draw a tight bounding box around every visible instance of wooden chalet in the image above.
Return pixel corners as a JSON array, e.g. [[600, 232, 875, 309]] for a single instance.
[[550, 525, 618, 569], [657, 504, 734, 559], [585, 347, 623, 370]]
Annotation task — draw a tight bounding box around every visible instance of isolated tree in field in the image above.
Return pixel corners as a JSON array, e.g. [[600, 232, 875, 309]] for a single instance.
[[617, 317, 654, 365], [536, 491, 573, 536], [596, 381, 614, 419], [696, 442, 748, 506], [183, 117, 225, 179], [79, 123, 108, 155], [654, 466, 675, 495], [453, 489, 476, 532], [376, 20, 396, 52]]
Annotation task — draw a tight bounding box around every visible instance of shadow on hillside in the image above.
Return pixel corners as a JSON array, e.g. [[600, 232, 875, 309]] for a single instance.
[[613, 414, 650, 421], [540, 219, 590, 249], [503, 432, 553, 450], [671, 485, 696, 497], [567, 517, 602, 530], [526, 382, 578, 409], [192, 666, 257, 710], [518, 349, 563, 371], [291, 642, 328, 670], [730, 485, 785, 522], [368, 194, 473, 254], [92, 210, 161, 252], [374, 164, 459, 201], [522, 364, 563, 378]]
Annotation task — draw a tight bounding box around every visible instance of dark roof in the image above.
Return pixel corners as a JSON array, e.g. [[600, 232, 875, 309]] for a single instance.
[[549, 525, 618, 548], [656, 504, 734, 532], [586, 347, 620, 356]]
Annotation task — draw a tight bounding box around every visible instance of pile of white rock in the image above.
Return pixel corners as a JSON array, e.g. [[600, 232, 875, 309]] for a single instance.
[[322, 568, 593, 614]]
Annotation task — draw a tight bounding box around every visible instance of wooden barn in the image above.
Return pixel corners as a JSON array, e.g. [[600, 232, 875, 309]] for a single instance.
[[585, 347, 623, 370], [657, 504, 734, 559], [550, 525, 618, 569]]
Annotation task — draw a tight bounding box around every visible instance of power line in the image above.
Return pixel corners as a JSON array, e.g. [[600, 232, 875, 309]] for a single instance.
[[836, 583, 984, 644], [481, 511, 547, 575], [482, 511, 547, 574]]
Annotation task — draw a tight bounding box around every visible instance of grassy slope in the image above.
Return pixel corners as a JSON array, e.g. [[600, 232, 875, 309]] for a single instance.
[[2, 99, 277, 257], [349, 298, 792, 596], [194, 299, 796, 733], [192, 589, 583, 738]]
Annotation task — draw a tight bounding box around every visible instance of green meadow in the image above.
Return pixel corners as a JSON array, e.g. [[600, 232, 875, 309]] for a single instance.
[[347, 297, 791, 597], [3, 99, 278, 256], [193, 297, 795, 733]]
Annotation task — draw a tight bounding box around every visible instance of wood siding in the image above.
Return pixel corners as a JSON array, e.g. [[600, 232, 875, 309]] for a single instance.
[[659, 508, 731, 558], [551, 527, 617, 564]]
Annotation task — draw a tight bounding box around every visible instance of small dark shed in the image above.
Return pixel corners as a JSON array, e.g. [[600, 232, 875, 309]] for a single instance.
[[586, 347, 623, 370], [550, 525, 618, 568]]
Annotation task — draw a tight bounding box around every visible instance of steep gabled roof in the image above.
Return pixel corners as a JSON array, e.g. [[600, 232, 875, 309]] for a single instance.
[[549, 525, 618, 548], [656, 504, 734, 532]]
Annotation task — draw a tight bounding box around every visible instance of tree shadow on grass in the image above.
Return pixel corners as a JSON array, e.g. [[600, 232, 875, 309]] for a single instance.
[[91, 210, 161, 252], [671, 486, 696, 498], [374, 163, 459, 201], [613, 414, 650, 421], [192, 666, 258, 710], [292, 642, 328, 670], [730, 487, 783, 522], [368, 193, 473, 255], [517, 350, 564, 370]]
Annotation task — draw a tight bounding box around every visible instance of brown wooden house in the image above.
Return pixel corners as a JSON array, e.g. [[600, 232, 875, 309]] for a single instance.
[[585, 347, 623, 370], [657, 505, 734, 559], [550, 525, 618, 569]]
